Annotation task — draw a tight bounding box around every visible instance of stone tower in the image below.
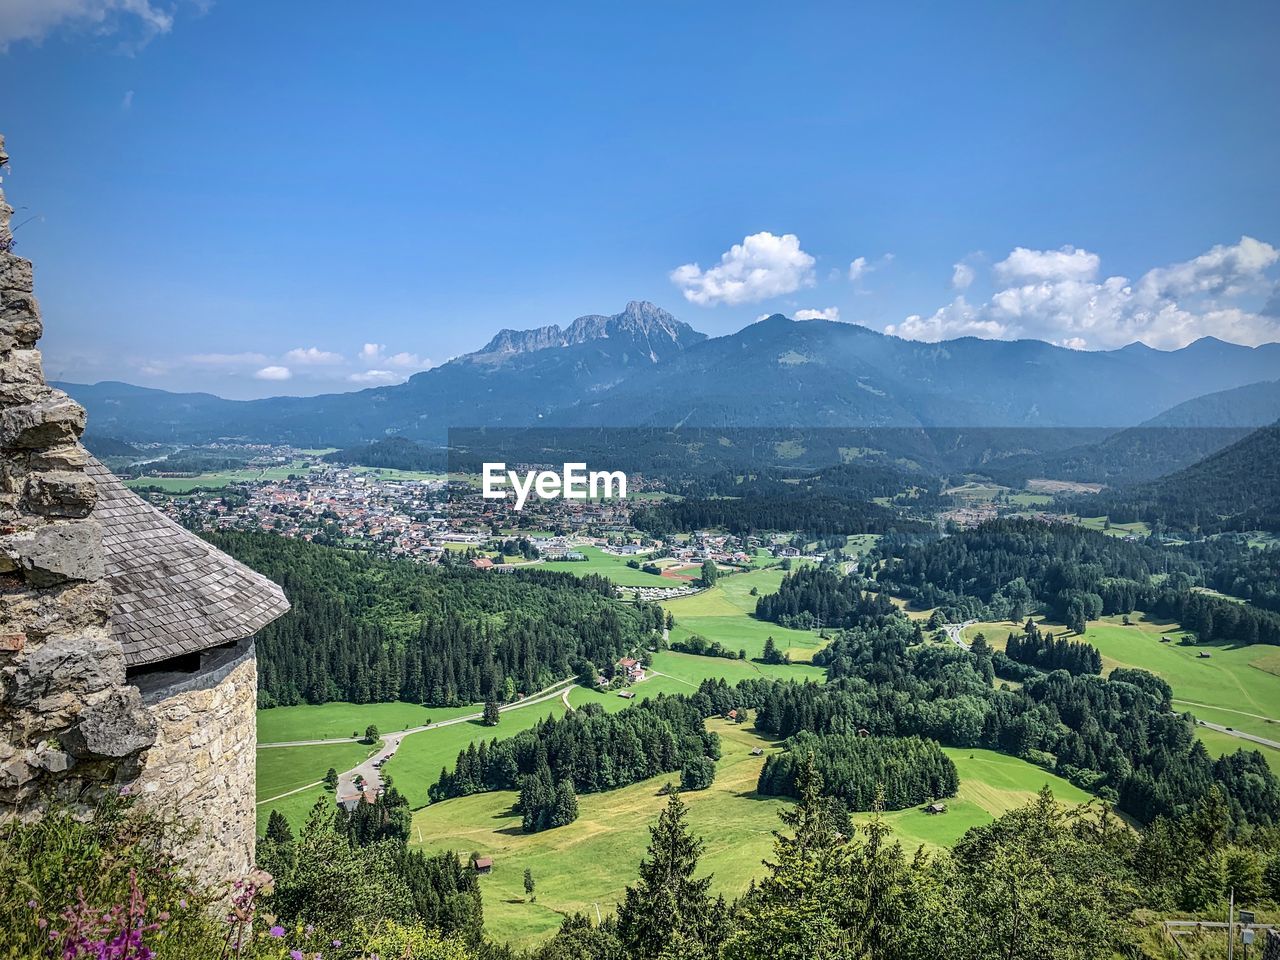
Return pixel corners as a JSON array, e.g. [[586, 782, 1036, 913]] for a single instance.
[[0, 134, 289, 881], [0, 133, 158, 803]]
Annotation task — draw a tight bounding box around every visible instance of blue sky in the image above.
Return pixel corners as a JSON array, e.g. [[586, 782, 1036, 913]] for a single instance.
[[2, 1, 1278, 398]]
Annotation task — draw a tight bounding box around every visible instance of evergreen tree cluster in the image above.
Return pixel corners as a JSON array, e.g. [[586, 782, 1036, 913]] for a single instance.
[[517, 768, 580, 833], [258, 787, 483, 944], [754, 564, 898, 629], [205, 532, 663, 707], [873, 519, 1280, 645], [693, 617, 1280, 828], [1005, 622, 1103, 675], [427, 698, 719, 818], [758, 731, 958, 811], [632, 493, 922, 539]]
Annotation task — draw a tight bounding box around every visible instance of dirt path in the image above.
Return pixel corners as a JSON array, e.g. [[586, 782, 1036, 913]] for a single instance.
[[257, 678, 576, 807]]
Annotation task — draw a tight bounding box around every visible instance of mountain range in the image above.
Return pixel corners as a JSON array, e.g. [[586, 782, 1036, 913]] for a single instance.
[[60, 303, 1280, 464]]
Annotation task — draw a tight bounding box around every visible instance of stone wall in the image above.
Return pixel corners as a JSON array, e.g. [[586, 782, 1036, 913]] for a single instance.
[[0, 133, 157, 810], [133, 639, 259, 881]]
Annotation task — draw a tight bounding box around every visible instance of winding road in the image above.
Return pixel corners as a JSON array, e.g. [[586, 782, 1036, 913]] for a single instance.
[[257, 677, 577, 806]]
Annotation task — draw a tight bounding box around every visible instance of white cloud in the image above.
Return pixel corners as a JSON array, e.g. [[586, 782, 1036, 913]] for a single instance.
[[795, 306, 840, 322], [670, 231, 816, 306], [951, 262, 975, 290], [121, 89, 134, 110], [994, 245, 1100, 284], [348, 369, 404, 385], [283, 346, 344, 365], [356, 343, 427, 370], [0, 0, 181, 52], [254, 365, 292, 381], [887, 236, 1280, 349], [187, 351, 268, 367], [847, 257, 869, 282]]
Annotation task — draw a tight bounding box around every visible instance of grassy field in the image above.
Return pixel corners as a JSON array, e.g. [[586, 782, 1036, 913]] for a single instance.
[[662, 567, 828, 662], [1079, 614, 1280, 742], [1078, 516, 1153, 538], [543, 546, 672, 587], [124, 460, 318, 493], [256, 636, 826, 832], [258, 701, 471, 743], [411, 720, 1095, 949], [257, 741, 375, 802]]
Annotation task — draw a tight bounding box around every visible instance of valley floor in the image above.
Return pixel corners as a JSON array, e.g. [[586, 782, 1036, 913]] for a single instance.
[[409, 719, 1093, 949]]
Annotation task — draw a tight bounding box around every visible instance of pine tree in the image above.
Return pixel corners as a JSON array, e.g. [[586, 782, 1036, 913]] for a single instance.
[[324, 767, 339, 791], [724, 756, 855, 960], [265, 809, 295, 844], [553, 779, 579, 827], [617, 789, 720, 960], [524, 867, 536, 902], [483, 700, 501, 726]]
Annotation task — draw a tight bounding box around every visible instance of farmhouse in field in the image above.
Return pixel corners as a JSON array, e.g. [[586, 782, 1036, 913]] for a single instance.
[[618, 656, 645, 681], [926, 802, 947, 815], [472, 856, 494, 873]]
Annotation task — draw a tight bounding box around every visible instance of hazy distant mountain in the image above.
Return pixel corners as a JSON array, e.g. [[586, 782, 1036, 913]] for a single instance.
[[1141, 379, 1280, 428], [987, 379, 1280, 485], [58, 308, 1280, 449], [1079, 422, 1280, 534]]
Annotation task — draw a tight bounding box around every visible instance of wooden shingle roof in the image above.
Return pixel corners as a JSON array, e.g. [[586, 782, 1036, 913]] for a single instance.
[[86, 458, 290, 666]]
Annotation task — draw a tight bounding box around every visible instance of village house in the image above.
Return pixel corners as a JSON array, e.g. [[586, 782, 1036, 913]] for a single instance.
[[618, 656, 645, 681]]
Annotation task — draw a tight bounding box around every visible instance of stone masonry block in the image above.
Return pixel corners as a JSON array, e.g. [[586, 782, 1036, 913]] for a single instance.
[[24, 470, 97, 518], [0, 394, 85, 449]]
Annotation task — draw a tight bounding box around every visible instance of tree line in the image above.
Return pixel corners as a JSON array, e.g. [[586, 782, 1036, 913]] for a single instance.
[[206, 532, 663, 708], [754, 563, 899, 629], [426, 697, 720, 829], [873, 518, 1280, 644], [758, 730, 958, 811]]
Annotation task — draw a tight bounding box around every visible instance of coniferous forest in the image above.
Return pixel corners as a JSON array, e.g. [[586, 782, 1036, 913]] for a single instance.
[[206, 532, 663, 707], [754, 564, 898, 629], [427, 697, 719, 829], [757, 731, 958, 810], [874, 518, 1280, 642]]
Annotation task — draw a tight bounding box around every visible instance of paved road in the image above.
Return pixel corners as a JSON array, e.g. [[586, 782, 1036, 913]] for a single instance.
[[943, 620, 977, 650], [1194, 718, 1280, 751], [257, 678, 576, 806]]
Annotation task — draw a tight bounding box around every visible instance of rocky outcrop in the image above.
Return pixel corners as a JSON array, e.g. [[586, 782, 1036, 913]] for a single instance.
[[0, 133, 155, 812], [470, 301, 706, 362]]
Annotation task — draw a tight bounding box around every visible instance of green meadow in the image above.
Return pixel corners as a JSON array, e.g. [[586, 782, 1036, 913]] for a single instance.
[[257, 741, 375, 803], [1079, 614, 1280, 742], [1077, 516, 1153, 538], [543, 546, 671, 586], [258, 701, 465, 743], [124, 459, 318, 493], [662, 566, 828, 662], [411, 720, 1095, 949]]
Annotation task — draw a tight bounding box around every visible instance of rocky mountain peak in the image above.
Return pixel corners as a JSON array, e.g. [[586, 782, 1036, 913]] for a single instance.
[[471, 302, 705, 361]]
